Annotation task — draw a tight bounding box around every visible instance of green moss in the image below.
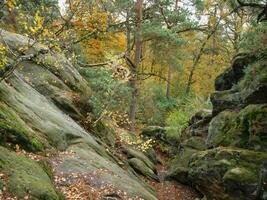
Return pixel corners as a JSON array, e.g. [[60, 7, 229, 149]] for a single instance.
[[0, 178, 4, 190], [187, 147, 267, 200], [238, 59, 267, 90], [38, 160, 53, 179], [207, 110, 237, 147], [167, 147, 198, 183], [128, 158, 159, 182], [0, 146, 60, 200], [223, 167, 257, 184], [183, 136, 207, 150], [93, 119, 116, 147], [207, 104, 267, 151], [0, 103, 44, 152]]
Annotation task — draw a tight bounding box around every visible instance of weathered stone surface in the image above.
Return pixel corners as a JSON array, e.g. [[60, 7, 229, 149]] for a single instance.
[[206, 110, 238, 148], [122, 146, 156, 172], [207, 104, 267, 151], [0, 30, 158, 200], [0, 146, 60, 200], [54, 144, 157, 200], [212, 58, 267, 116], [211, 89, 241, 116], [167, 147, 198, 184], [188, 148, 267, 200], [183, 109, 212, 139], [169, 54, 267, 200], [183, 137, 206, 151], [215, 53, 255, 91], [141, 126, 180, 155], [239, 59, 267, 105], [189, 109, 212, 126], [0, 102, 44, 151], [0, 74, 104, 153], [128, 158, 159, 182]]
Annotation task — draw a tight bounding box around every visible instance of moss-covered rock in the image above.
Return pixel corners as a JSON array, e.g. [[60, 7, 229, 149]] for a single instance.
[[215, 53, 256, 91], [167, 147, 198, 184], [141, 126, 180, 155], [17, 61, 84, 120], [189, 109, 212, 126], [239, 59, 267, 105], [128, 158, 159, 182], [182, 109, 212, 140], [0, 102, 44, 152], [92, 118, 116, 147], [207, 110, 238, 148], [207, 104, 267, 151], [211, 89, 241, 116], [188, 147, 267, 200], [212, 57, 267, 116], [144, 148, 163, 165], [169, 53, 267, 200], [0, 29, 158, 199], [0, 146, 60, 200], [183, 137, 207, 150], [122, 146, 156, 173]]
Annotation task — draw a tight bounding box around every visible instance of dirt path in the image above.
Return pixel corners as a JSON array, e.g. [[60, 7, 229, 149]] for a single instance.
[[143, 150, 201, 200]]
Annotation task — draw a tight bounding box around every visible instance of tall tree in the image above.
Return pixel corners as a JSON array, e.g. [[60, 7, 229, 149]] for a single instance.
[[129, 0, 143, 131]]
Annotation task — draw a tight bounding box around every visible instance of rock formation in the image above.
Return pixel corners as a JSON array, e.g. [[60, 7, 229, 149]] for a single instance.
[[167, 52, 267, 200]]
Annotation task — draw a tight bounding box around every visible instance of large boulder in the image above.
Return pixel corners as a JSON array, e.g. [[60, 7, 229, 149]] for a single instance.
[[141, 126, 180, 155], [188, 148, 267, 200], [128, 158, 159, 182], [207, 104, 267, 151], [168, 53, 267, 200], [212, 58, 267, 116], [0, 146, 61, 200], [183, 109, 212, 139], [167, 147, 198, 184]]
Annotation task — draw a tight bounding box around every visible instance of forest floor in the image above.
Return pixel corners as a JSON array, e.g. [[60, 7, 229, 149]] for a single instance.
[[143, 149, 201, 200], [0, 138, 201, 200]]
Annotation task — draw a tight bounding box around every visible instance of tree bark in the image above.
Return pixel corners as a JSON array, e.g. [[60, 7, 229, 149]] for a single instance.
[[166, 65, 172, 98], [129, 0, 143, 131], [185, 20, 220, 95]]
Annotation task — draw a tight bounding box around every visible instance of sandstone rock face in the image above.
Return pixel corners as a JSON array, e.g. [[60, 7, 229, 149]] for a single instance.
[[168, 54, 267, 200], [141, 126, 180, 155], [0, 146, 61, 200], [0, 30, 157, 200], [188, 148, 267, 200]]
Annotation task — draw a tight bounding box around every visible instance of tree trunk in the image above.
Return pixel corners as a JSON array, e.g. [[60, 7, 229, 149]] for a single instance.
[[166, 65, 172, 98], [186, 20, 220, 95], [129, 0, 143, 131], [166, 0, 179, 98]]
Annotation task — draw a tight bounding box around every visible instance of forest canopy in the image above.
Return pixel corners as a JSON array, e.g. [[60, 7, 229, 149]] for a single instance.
[[0, 0, 266, 132]]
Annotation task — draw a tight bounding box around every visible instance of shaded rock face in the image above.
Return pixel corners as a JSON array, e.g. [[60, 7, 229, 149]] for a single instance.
[[168, 53, 267, 200], [0, 30, 157, 200], [183, 109, 212, 139], [215, 53, 256, 91], [188, 148, 267, 200], [141, 126, 180, 155], [212, 56, 267, 116]]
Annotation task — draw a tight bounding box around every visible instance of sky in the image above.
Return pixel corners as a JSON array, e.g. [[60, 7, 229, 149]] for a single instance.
[[58, 0, 66, 13]]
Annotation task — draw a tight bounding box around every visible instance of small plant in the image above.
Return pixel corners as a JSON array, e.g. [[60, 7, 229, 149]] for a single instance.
[[0, 44, 7, 69], [166, 94, 211, 138]]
